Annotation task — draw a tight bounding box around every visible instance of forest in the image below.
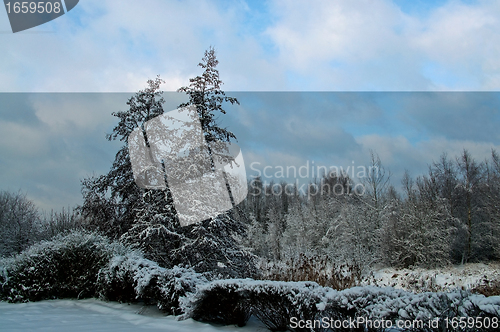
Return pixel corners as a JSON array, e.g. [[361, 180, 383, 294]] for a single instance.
[[241, 148, 500, 271]]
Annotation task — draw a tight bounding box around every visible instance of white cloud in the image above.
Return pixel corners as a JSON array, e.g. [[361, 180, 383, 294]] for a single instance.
[[413, 1, 499, 64], [265, 0, 500, 90], [0, 121, 49, 157], [418, 137, 500, 163], [0, 0, 268, 91], [31, 94, 121, 133], [411, 0, 500, 89], [266, 0, 405, 68], [1, 0, 499, 91], [356, 134, 417, 166]]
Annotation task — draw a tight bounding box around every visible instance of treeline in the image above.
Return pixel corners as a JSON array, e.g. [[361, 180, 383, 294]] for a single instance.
[[0, 190, 81, 257], [3, 148, 500, 272], [238, 150, 500, 270]]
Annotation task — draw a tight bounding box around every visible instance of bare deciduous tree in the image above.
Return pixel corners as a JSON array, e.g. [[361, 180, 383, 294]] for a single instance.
[[0, 191, 40, 256]]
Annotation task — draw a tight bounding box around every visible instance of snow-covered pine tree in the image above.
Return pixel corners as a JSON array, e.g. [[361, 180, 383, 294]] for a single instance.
[[175, 47, 255, 278], [81, 48, 255, 278], [80, 76, 176, 242], [177, 47, 239, 146]]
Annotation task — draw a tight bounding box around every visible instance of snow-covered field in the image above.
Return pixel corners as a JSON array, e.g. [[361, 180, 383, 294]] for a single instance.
[[0, 299, 266, 332], [363, 262, 500, 292]]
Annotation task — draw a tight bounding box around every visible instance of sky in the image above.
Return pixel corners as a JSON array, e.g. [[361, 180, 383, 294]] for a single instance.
[[1, 0, 500, 211]]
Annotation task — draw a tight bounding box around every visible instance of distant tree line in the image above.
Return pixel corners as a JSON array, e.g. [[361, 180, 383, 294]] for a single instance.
[[0, 190, 81, 257], [240, 150, 500, 270]]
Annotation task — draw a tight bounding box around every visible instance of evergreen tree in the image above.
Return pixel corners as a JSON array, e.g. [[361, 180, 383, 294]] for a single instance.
[[176, 46, 254, 277], [81, 48, 255, 277], [177, 46, 239, 145], [80, 76, 172, 239]]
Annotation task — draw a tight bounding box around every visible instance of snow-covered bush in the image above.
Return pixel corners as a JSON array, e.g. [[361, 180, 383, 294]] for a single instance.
[[97, 252, 208, 315], [156, 266, 209, 315], [317, 286, 500, 332], [181, 278, 500, 331], [0, 230, 127, 302], [180, 279, 251, 326], [247, 280, 323, 331], [96, 250, 161, 303], [181, 279, 324, 330], [0, 230, 208, 315]]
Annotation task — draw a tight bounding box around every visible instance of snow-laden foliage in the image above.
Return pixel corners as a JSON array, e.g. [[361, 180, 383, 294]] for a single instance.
[[97, 250, 207, 315], [245, 280, 323, 331], [179, 279, 252, 327], [81, 51, 256, 278], [2, 230, 499, 330], [321, 199, 379, 271], [174, 213, 258, 279], [122, 209, 258, 279], [318, 286, 500, 331], [181, 278, 500, 331], [241, 150, 500, 272], [96, 249, 164, 303], [119, 191, 186, 269], [180, 279, 323, 330], [0, 230, 208, 315], [0, 230, 127, 302], [0, 190, 41, 257]]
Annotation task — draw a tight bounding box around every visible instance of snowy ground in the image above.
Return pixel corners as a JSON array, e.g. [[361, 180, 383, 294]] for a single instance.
[[0, 299, 267, 332], [363, 262, 500, 292]]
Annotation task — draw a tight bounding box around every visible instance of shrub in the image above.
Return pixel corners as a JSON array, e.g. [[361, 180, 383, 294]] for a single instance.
[[181, 279, 324, 330], [156, 266, 208, 315], [97, 250, 208, 314], [0, 230, 126, 302], [181, 279, 251, 326], [181, 279, 500, 332], [318, 286, 500, 332], [95, 250, 159, 303], [0, 229, 208, 316], [247, 281, 323, 331]]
